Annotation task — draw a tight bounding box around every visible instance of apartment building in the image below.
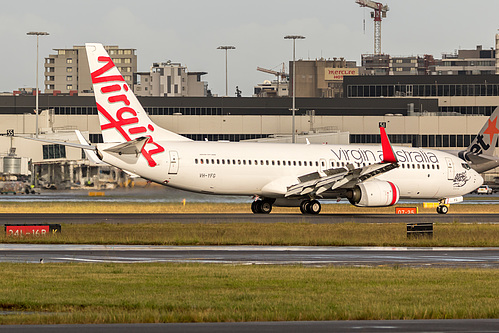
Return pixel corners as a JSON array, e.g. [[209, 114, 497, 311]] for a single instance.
[[134, 61, 208, 97], [435, 45, 496, 75], [44, 45, 137, 94]]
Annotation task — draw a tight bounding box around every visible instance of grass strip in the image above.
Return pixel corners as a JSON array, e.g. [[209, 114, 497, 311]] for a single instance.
[[1, 223, 498, 247], [1, 201, 499, 214], [0, 263, 497, 324]]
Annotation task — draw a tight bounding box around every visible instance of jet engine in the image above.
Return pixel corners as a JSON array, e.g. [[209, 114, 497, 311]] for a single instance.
[[346, 180, 399, 207]]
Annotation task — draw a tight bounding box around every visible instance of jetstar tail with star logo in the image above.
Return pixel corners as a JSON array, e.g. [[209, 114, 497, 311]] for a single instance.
[[85, 43, 190, 167], [466, 106, 499, 156]]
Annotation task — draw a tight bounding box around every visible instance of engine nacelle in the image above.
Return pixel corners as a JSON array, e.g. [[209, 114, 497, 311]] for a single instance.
[[346, 180, 400, 207]]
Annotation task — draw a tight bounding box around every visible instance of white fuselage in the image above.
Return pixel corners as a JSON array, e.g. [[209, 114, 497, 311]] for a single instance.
[[99, 141, 483, 201]]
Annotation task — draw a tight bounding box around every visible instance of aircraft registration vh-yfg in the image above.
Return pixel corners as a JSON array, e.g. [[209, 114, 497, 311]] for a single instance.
[[26, 43, 499, 215]]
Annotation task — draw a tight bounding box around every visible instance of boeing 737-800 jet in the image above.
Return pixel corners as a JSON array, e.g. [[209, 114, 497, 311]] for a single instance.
[[27, 43, 499, 215]]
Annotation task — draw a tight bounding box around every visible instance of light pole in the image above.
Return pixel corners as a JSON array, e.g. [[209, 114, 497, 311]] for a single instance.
[[27, 31, 49, 138], [217, 45, 235, 96], [284, 35, 305, 143]]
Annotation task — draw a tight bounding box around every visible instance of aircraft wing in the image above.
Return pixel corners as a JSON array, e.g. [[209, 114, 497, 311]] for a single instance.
[[285, 162, 398, 198], [285, 124, 399, 198]]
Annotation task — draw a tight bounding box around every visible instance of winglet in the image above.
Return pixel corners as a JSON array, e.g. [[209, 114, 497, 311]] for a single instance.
[[379, 123, 397, 163]]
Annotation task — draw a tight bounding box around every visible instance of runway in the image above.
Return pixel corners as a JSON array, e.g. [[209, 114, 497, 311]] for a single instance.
[[1, 212, 499, 224], [2, 320, 499, 333], [1, 244, 498, 267]]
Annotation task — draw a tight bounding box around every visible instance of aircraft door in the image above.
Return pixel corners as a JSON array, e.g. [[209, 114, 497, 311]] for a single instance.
[[445, 157, 454, 180], [168, 151, 179, 174]]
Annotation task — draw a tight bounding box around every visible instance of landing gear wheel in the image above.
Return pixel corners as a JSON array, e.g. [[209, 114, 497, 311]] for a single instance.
[[437, 205, 448, 214], [300, 200, 309, 214], [306, 200, 321, 214], [251, 200, 272, 214], [260, 201, 272, 214], [300, 200, 321, 214], [251, 201, 259, 214]]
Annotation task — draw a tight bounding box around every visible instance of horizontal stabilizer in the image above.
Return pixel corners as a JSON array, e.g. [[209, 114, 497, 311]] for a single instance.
[[16, 135, 98, 151], [103, 137, 149, 156]]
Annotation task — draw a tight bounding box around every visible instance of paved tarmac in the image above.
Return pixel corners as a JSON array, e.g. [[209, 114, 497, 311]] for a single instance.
[[1, 212, 499, 224], [1, 244, 498, 267], [2, 320, 499, 333]]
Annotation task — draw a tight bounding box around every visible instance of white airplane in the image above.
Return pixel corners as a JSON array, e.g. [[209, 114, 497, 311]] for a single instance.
[[27, 43, 494, 215]]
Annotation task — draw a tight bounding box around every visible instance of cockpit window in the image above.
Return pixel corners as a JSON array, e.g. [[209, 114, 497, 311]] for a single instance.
[[462, 163, 471, 170]]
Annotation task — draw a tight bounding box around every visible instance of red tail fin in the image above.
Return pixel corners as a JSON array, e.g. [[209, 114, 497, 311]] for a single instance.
[[379, 125, 397, 163]]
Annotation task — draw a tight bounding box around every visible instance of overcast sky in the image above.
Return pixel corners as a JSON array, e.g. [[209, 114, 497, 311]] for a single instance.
[[1, 0, 498, 96]]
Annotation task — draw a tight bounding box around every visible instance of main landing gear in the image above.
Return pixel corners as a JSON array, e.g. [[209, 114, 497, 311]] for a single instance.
[[250, 198, 322, 215], [251, 199, 273, 214], [436, 205, 448, 214], [300, 199, 321, 215]]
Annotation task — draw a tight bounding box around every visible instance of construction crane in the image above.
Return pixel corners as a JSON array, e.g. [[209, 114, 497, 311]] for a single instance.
[[256, 64, 289, 82], [355, 0, 389, 55]]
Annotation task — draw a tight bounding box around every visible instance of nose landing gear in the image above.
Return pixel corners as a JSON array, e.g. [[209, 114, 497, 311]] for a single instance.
[[436, 205, 448, 214]]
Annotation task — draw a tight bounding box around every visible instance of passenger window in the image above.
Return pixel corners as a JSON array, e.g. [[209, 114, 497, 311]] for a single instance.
[[217, 159, 220, 164], [238, 160, 241, 165], [266, 160, 269, 165], [272, 160, 275, 166], [206, 159, 209, 165], [195, 159, 198, 164], [222, 159, 225, 165], [248, 160, 251, 165], [243, 160, 246, 165]]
